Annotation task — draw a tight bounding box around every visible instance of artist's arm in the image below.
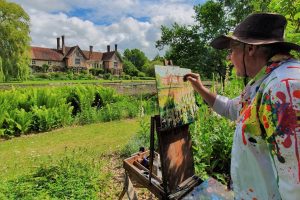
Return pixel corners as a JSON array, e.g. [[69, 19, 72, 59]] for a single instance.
[[184, 73, 240, 121]]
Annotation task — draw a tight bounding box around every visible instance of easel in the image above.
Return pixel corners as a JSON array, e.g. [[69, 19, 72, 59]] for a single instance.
[[119, 115, 201, 199]]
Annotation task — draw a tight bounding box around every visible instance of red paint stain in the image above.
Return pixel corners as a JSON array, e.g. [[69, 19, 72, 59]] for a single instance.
[[242, 124, 247, 145], [262, 115, 269, 128], [282, 135, 292, 148], [293, 90, 300, 98], [240, 105, 252, 145], [287, 66, 300, 69], [281, 79, 300, 182], [276, 91, 286, 103]]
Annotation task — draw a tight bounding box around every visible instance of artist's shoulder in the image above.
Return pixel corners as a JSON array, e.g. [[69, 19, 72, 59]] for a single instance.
[[263, 59, 300, 96], [273, 58, 300, 79]]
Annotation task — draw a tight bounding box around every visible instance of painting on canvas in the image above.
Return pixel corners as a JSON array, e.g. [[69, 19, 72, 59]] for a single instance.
[[155, 65, 198, 130]]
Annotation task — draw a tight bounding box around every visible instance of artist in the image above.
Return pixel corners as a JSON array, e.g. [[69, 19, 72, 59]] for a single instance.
[[185, 13, 300, 199]]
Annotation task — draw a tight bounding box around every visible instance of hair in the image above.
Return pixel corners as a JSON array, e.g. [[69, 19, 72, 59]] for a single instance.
[[259, 43, 291, 60]]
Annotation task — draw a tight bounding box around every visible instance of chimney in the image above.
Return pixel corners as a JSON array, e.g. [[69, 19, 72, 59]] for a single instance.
[[57, 37, 60, 50], [107, 45, 110, 52], [62, 35, 65, 55], [89, 45, 93, 58], [114, 44, 117, 52]]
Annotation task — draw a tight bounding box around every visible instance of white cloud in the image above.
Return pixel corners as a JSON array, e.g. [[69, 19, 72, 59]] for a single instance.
[[9, 0, 205, 59]]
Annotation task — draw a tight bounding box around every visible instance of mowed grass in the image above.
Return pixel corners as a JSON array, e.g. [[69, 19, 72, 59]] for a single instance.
[[0, 118, 140, 181]]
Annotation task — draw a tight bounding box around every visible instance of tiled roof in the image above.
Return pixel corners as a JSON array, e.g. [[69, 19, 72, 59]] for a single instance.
[[31, 46, 108, 61], [82, 50, 103, 60], [102, 51, 116, 60], [31, 47, 64, 61]]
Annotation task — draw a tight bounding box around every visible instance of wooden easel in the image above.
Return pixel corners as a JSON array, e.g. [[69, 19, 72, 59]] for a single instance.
[[119, 115, 201, 199]]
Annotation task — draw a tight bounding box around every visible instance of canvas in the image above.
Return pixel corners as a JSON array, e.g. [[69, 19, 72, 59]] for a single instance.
[[155, 65, 198, 130]]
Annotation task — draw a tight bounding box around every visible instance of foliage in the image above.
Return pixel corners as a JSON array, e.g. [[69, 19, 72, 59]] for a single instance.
[[42, 64, 49, 73], [103, 73, 113, 80], [123, 59, 139, 76], [123, 48, 149, 72], [0, 0, 31, 81], [191, 102, 235, 184], [156, 0, 237, 81], [156, 0, 300, 80], [89, 68, 104, 76], [0, 149, 110, 199], [0, 85, 156, 138]]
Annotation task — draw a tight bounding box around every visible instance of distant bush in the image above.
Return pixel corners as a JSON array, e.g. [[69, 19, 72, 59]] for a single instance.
[[89, 68, 104, 76], [137, 72, 146, 77], [33, 73, 50, 79], [103, 73, 113, 80], [49, 72, 67, 80], [138, 76, 155, 80]]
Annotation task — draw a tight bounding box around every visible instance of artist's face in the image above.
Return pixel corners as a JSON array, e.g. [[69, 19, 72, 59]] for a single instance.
[[227, 41, 245, 77]]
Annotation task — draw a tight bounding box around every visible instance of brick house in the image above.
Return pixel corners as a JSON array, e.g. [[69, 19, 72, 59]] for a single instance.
[[30, 35, 123, 75]]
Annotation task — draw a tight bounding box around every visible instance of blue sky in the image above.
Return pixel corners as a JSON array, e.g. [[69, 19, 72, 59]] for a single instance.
[[10, 0, 206, 59]]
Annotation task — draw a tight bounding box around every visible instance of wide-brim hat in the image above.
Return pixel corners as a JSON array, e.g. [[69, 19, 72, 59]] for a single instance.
[[210, 13, 300, 51]]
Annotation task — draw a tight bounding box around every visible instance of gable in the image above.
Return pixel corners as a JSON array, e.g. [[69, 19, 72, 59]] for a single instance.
[[65, 46, 88, 60]]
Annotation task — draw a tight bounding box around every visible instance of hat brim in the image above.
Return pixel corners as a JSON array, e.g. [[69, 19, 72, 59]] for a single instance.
[[210, 35, 300, 52]]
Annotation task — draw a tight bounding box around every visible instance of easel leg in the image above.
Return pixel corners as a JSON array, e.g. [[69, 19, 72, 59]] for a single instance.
[[118, 172, 138, 200]]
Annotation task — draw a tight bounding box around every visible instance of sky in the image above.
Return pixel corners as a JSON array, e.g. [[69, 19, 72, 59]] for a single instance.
[[10, 0, 206, 59]]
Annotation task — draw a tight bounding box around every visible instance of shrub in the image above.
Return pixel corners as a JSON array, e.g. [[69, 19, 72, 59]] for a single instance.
[[89, 68, 104, 76], [191, 104, 234, 184], [103, 73, 113, 80], [137, 71, 146, 77], [33, 73, 50, 79]]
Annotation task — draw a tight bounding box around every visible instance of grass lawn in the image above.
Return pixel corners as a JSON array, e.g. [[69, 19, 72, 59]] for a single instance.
[[0, 118, 141, 181]]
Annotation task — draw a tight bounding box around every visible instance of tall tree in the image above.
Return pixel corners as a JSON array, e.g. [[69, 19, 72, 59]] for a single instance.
[[123, 48, 149, 72], [156, 0, 249, 80], [0, 0, 30, 82]]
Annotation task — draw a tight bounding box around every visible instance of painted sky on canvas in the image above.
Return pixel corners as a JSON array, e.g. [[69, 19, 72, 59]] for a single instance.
[[9, 0, 206, 59]]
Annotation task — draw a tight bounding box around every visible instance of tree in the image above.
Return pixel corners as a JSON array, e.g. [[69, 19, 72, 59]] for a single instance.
[[122, 59, 139, 76], [123, 48, 149, 72], [157, 0, 300, 81], [0, 0, 31, 82], [156, 0, 241, 81]]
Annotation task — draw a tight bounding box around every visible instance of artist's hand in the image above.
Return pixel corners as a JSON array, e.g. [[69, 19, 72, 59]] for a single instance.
[[183, 73, 204, 90]]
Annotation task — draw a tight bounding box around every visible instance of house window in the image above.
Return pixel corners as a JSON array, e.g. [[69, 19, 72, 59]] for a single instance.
[[75, 59, 80, 65], [114, 62, 118, 68], [48, 61, 52, 65], [32, 60, 36, 65]]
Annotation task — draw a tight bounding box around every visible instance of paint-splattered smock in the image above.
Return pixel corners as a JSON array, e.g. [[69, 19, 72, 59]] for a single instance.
[[213, 54, 300, 199]]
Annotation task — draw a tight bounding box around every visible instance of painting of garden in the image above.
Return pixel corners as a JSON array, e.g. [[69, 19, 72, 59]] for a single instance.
[[155, 65, 198, 130]]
